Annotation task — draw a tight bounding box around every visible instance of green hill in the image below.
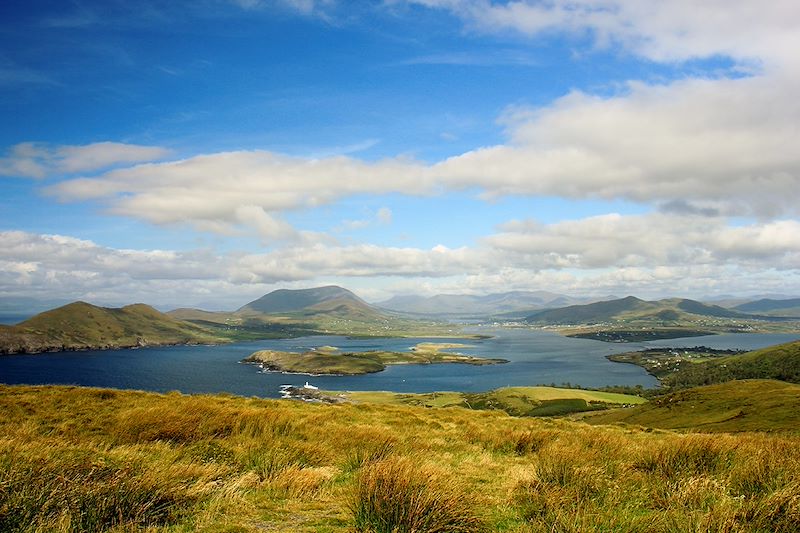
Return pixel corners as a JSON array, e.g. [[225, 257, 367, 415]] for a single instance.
[[734, 298, 800, 317], [0, 301, 220, 354], [237, 285, 377, 317], [589, 379, 800, 432], [662, 339, 800, 389], [181, 286, 465, 338], [526, 296, 753, 324]]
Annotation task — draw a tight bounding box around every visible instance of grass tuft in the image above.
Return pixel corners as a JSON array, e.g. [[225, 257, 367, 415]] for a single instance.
[[349, 456, 485, 533]]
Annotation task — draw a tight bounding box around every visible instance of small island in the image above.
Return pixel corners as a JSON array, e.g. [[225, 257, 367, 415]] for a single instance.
[[242, 342, 508, 375]]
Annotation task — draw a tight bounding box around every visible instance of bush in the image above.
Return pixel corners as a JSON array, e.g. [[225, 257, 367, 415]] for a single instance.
[[349, 456, 484, 533]]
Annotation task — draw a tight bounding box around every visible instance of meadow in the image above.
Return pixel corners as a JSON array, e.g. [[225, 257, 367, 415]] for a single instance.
[[1, 384, 798, 532]]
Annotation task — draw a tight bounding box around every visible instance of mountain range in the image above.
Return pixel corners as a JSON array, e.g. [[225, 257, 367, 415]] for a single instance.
[[524, 295, 757, 325], [376, 291, 610, 317]]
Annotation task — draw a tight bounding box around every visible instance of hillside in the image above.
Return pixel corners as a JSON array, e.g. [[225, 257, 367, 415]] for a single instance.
[[377, 290, 585, 317], [662, 339, 800, 389], [2, 384, 799, 533], [237, 285, 375, 316], [0, 301, 220, 354], [588, 379, 800, 432], [524, 295, 800, 341], [734, 298, 800, 317], [170, 286, 472, 338], [526, 296, 753, 324]]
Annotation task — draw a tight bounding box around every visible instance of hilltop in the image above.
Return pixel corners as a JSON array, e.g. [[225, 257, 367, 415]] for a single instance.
[[0, 302, 221, 355], [238, 285, 374, 317], [377, 290, 589, 317], [525, 295, 798, 341], [733, 297, 800, 317], [171, 286, 468, 338]]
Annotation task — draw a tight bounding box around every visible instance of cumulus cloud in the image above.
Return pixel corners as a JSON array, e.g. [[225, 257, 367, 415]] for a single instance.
[[435, 73, 800, 217], [487, 213, 800, 270], [407, 0, 800, 67], [2, 219, 799, 307], [0, 142, 171, 179], [47, 151, 429, 237], [43, 69, 800, 227]]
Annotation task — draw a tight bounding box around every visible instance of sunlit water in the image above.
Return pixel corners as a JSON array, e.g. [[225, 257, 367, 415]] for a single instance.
[[0, 328, 796, 398]]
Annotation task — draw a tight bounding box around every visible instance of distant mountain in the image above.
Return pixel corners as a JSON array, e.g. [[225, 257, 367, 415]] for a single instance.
[[237, 285, 384, 320], [0, 301, 219, 355], [377, 290, 587, 317], [733, 298, 800, 317], [525, 296, 755, 324]]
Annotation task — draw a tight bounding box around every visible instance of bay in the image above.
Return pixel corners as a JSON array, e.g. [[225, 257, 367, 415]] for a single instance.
[[0, 328, 796, 398]]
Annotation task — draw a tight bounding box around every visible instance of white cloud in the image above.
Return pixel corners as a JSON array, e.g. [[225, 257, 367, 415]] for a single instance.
[[435, 73, 800, 217], [487, 213, 800, 270], [48, 151, 429, 237], [407, 0, 800, 68], [0, 142, 171, 179], [2, 218, 799, 308]]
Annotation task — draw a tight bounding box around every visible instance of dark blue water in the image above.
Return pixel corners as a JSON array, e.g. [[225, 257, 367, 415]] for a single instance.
[[0, 329, 796, 398]]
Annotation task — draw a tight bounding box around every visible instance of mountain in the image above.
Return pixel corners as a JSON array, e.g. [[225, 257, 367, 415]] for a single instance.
[[0, 301, 219, 355], [525, 296, 756, 324], [236, 285, 381, 320], [733, 298, 800, 317], [377, 290, 587, 317]]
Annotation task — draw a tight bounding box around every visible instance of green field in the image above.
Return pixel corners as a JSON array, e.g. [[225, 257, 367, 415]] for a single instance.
[[312, 386, 646, 417], [2, 384, 799, 532], [588, 379, 800, 432]]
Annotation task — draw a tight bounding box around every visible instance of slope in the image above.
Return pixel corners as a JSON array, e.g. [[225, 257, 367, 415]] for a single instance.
[[662, 339, 800, 389], [588, 379, 800, 432], [0, 301, 220, 354]]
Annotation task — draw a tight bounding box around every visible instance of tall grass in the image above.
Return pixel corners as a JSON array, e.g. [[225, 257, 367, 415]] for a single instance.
[[1, 385, 800, 532], [349, 456, 485, 533]]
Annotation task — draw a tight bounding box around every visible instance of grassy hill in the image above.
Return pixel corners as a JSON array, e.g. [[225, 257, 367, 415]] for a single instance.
[[237, 286, 373, 316], [173, 286, 471, 338], [525, 295, 799, 340], [588, 379, 800, 432], [2, 384, 799, 532], [661, 339, 800, 389], [526, 296, 753, 324], [734, 298, 800, 317], [325, 386, 646, 417], [0, 301, 221, 354]]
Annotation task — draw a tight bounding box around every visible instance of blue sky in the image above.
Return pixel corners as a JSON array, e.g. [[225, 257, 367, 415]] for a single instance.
[[1, 1, 799, 309]]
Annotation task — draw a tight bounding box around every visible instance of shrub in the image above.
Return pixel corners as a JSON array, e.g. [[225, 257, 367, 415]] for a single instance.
[[349, 456, 484, 533]]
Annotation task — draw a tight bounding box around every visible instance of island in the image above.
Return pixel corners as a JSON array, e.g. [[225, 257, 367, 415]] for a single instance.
[[242, 342, 508, 375]]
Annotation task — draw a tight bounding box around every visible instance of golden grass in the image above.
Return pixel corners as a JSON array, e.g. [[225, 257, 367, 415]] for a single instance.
[[1, 384, 799, 532]]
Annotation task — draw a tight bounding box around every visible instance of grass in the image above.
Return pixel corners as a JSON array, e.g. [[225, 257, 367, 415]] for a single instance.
[[242, 343, 506, 375], [587, 379, 800, 432], [2, 384, 800, 532], [662, 339, 800, 389], [336, 386, 646, 417]]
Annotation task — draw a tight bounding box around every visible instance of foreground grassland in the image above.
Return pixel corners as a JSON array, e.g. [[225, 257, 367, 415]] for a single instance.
[[242, 343, 507, 375], [2, 385, 800, 532], [305, 386, 646, 417]]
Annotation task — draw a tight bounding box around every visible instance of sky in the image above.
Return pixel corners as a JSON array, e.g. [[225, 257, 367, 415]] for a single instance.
[[1, 0, 799, 310]]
